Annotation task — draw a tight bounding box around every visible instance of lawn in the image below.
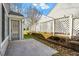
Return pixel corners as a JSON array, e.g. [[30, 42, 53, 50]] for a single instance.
[[24, 34, 33, 39]]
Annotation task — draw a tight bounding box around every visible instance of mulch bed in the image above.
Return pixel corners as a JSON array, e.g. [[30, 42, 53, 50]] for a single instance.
[[31, 33, 79, 56]]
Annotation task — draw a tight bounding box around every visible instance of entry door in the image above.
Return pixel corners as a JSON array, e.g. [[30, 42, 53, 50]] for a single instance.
[[11, 20, 20, 40]]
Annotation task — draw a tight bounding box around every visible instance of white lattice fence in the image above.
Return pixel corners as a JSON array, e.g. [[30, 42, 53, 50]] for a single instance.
[[30, 15, 79, 39], [35, 23, 40, 33], [40, 23, 43, 32], [73, 18, 79, 39], [46, 21, 53, 33], [55, 17, 70, 37], [42, 22, 47, 32], [39, 20, 54, 33]]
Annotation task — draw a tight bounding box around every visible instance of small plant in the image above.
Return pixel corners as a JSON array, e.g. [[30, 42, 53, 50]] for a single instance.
[[24, 34, 33, 39]]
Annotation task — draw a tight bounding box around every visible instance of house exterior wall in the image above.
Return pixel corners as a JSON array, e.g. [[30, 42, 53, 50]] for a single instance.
[[3, 3, 10, 14], [0, 3, 2, 56], [0, 3, 9, 56]]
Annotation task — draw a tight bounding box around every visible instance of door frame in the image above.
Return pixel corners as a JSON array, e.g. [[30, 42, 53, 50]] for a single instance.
[[9, 18, 22, 40], [11, 20, 20, 40]]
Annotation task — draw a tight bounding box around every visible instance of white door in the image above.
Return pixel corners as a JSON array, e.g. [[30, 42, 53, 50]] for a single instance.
[[11, 20, 20, 40]]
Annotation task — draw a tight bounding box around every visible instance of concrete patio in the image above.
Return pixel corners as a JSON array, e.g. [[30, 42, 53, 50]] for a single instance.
[[5, 39, 58, 56]]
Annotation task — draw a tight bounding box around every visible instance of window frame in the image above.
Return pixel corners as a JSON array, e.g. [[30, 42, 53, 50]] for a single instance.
[[2, 4, 5, 42]]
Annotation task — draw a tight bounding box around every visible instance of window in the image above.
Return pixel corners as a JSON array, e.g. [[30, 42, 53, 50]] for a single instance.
[[2, 5, 5, 41]]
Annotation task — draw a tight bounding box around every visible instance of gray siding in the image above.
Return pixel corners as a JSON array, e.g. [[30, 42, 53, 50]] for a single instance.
[[0, 3, 2, 56], [0, 3, 9, 56]]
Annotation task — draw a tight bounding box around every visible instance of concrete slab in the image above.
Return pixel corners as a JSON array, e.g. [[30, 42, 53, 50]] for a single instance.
[[5, 39, 58, 56]]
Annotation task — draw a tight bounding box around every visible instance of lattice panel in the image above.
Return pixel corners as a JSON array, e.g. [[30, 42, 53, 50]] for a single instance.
[[43, 22, 47, 32], [31, 24, 36, 32], [36, 23, 40, 32], [73, 19, 79, 36], [40, 23, 44, 32], [55, 18, 69, 35], [40, 20, 54, 33], [46, 21, 53, 33]]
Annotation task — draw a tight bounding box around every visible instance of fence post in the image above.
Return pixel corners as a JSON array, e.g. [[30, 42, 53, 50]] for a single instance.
[[69, 15, 73, 39], [53, 19, 55, 36]]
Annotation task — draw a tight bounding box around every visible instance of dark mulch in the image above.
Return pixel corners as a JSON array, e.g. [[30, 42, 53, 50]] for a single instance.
[[31, 33, 79, 56]]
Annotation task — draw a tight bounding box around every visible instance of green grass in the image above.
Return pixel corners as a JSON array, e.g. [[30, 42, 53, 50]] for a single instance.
[[24, 34, 33, 39]]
